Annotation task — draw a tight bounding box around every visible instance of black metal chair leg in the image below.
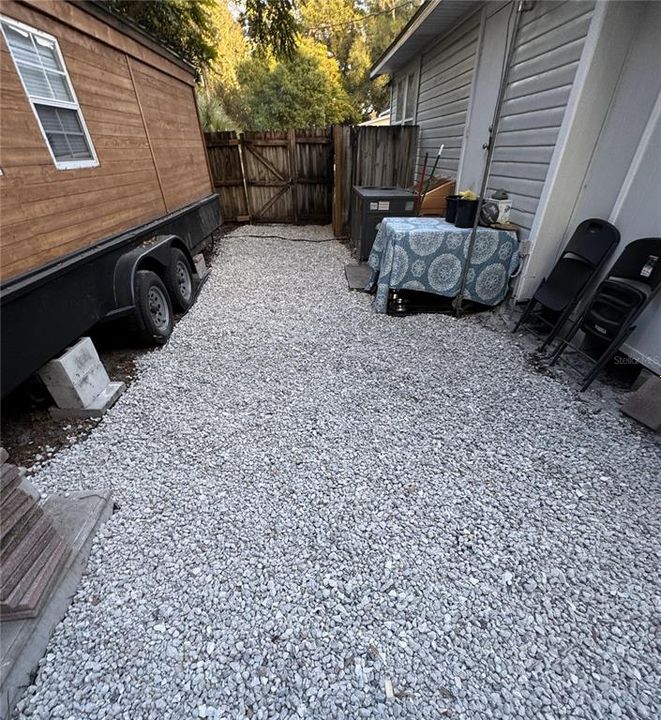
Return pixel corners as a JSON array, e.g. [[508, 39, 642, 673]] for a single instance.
[[540, 304, 575, 351], [580, 327, 636, 391], [549, 339, 567, 366], [513, 298, 536, 332], [549, 315, 583, 365]]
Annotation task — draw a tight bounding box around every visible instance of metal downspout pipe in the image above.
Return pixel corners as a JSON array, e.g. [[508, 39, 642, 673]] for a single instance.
[[453, 0, 531, 316]]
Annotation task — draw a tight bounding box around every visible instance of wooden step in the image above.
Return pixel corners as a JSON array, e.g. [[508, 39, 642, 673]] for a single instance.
[[0, 465, 23, 499], [0, 517, 55, 600], [0, 534, 69, 620], [0, 492, 42, 551], [21, 535, 70, 612], [1, 530, 58, 606], [0, 489, 112, 717], [0, 451, 74, 622]]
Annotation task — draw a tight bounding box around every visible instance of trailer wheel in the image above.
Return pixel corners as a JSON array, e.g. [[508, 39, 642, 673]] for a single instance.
[[133, 270, 173, 345], [165, 248, 195, 312]]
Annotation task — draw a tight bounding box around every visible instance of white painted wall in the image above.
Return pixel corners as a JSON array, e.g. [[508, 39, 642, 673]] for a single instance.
[[486, 0, 596, 245], [617, 97, 661, 373], [565, 0, 661, 373], [387, 0, 661, 371], [457, 2, 511, 193], [410, 9, 481, 179], [520, 0, 661, 373], [514, 0, 641, 296]]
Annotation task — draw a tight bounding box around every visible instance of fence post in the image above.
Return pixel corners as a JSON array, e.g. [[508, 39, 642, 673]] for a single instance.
[[204, 131, 250, 223], [238, 133, 251, 223], [287, 128, 299, 224], [332, 125, 343, 237]]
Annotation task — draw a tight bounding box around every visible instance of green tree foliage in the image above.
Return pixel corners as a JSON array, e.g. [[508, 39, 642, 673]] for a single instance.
[[359, 0, 421, 115], [198, 1, 250, 130], [102, 0, 218, 75], [231, 39, 360, 129], [205, 1, 250, 94], [301, 0, 421, 118], [302, 0, 361, 75], [241, 0, 299, 60], [104, 0, 420, 128], [197, 92, 239, 131]]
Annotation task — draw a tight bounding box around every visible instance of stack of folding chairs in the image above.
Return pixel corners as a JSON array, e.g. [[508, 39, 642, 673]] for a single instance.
[[513, 219, 661, 391]]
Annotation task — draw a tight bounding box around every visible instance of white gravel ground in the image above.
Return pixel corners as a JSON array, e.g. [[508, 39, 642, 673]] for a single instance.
[[16, 226, 660, 720]]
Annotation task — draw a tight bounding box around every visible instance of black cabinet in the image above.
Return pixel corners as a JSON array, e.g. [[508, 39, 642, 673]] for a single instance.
[[350, 186, 417, 261]]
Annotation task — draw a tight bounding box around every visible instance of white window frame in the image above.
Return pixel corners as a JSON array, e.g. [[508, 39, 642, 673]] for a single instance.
[[392, 70, 417, 126], [0, 15, 98, 170]]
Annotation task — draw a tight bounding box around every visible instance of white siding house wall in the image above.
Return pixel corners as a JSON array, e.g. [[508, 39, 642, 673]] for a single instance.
[[561, 0, 661, 373], [616, 99, 661, 374], [413, 9, 481, 178], [487, 1, 595, 239]]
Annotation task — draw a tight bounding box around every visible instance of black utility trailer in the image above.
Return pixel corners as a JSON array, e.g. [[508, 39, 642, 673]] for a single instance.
[[0, 1, 222, 398], [1, 196, 220, 398]]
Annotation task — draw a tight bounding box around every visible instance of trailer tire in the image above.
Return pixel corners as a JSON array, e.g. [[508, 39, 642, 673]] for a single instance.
[[165, 248, 195, 312], [132, 270, 173, 345]]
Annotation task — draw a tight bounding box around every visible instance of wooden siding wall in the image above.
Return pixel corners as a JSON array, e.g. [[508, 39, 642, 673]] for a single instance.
[[413, 10, 481, 178], [0, 1, 212, 283], [129, 59, 212, 212], [487, 0, 596, 237]]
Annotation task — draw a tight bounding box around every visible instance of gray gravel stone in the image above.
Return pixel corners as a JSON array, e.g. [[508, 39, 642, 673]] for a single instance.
[[15, 226, 661, 720]]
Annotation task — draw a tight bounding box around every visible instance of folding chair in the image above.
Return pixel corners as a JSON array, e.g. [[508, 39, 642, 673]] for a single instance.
[[514, 219, 620, 349], [549, 237, 661, 391]]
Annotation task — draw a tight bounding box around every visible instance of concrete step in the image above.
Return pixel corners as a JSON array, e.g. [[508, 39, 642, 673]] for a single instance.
[[621, 374, 661, 431]]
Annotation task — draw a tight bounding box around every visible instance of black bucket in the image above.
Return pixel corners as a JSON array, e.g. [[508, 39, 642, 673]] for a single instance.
[[455, 198, 479, 228], [445, 195, 461, 223]]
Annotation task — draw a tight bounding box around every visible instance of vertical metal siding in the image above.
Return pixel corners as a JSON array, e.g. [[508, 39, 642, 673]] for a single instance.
[[414, 10, 481, 178], [488, 0, 595, 236]]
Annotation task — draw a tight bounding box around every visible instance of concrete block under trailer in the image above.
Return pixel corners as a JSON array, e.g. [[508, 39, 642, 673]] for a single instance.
[[1, 195, 221, 398]]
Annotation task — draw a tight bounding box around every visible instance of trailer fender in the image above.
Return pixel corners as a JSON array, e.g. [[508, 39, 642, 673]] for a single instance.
[[112, 234, 194, 309]]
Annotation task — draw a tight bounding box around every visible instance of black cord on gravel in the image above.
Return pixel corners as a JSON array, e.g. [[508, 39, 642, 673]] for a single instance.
[[229, 234, 337, 243]]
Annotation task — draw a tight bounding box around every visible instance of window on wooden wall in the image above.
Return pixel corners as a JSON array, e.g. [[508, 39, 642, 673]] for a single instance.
[[392, 71, 417, 126], [1, 16, 98, 170]]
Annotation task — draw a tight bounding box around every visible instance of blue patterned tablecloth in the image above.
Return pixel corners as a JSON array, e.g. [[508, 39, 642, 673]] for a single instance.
[[366, 217, 520, 313]]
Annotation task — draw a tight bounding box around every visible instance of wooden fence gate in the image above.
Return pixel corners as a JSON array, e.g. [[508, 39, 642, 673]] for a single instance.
[[205, 128, 333, 224], [204, 125, 418, 232], [204, 131, 249, 222]]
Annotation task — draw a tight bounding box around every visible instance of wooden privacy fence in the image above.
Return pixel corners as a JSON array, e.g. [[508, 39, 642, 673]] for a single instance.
[[204, 124, 419, 232], [205, 131, 249, 222], [204, 128, 333, 224], [332, 124, 419, 237]]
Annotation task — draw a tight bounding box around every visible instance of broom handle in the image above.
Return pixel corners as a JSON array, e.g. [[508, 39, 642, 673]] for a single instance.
[[416, 153, 429, 194], [423, 144, 444, 196], [415, 152, 429, 214]]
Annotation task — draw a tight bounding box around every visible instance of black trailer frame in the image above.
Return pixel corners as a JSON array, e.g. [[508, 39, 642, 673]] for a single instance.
[[1, 194, 221, 397]]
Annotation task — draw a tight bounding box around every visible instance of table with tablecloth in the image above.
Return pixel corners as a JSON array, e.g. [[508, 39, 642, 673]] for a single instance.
[[366, 217, 520, 313]]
